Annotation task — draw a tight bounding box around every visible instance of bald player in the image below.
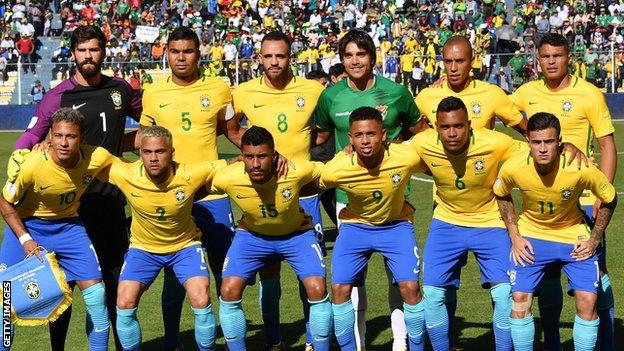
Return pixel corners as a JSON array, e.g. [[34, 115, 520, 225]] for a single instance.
[[511, 33, 617, 351], [417, 36, 526, 134], [415, 35, 525, 349]]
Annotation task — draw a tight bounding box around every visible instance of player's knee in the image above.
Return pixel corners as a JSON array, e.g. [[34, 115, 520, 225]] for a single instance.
[[116, 294, 138, 309], [303, 276, 327, 300], [511, 292, 532, 318], [331, 284, 352, 304], [574, 292, 597, 319], [398, 281, 422, 305], [220, 278, 244, 301]]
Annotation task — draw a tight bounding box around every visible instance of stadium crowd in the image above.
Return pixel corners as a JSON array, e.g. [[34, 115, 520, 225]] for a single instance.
[[12, 0, 624, 93]]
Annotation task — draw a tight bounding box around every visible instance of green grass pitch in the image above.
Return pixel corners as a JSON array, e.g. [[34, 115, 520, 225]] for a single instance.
[[0, 124, 622, 350]]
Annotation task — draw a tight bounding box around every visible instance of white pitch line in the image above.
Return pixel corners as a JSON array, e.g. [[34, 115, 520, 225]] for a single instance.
[[411, 175, 433, 183]]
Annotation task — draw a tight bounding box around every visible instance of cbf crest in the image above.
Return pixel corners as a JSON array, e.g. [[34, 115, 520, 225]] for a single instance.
[[200, 95, 211, 110], [391, 172, 402, 187], [296, 96, 306, 111], [473, 159, 485, 174], [561, 187, 573, 201], [110, 90, 123, 110], [281, 186, 293, 200], [174, 188, 186, 202], [562, 100, 573, 115], [470, 101, 482, 116], [24, 278, 41, 299]]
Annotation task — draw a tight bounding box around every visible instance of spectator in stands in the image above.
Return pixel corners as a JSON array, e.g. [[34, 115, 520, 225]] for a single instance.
[[29, 79, 45, 104], [16, 33, 34, 74]]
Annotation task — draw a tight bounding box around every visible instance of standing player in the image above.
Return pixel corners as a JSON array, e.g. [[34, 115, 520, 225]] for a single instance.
[[494, 113, 617, 351], [414, 37, 526, 347], [10, 25, 141, 350], [99, 126, 226, 351], [0, 109, 113, 350], [314, 29, 420, 351], [416, 36, 526, 133], [138, 26, 234, 350], [410, 97, 526, 351], [215, 127, 332, 351], [319, 107, 426, 351], [511, 33, 617, 351], [225, 31, 325, 350]]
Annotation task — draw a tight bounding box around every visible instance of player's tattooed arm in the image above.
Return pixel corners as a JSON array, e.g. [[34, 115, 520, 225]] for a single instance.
[[572, 195, 617, 261], [496, 194, 535, 266]]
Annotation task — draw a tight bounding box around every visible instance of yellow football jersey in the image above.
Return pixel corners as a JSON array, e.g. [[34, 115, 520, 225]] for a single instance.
[[494, 154, 616, 244], [510, 77, 614, 157], [511, 76, 615, 206], [319, 143, 425, 225], [211, 160, 322, 236], [416, 79, 523, 129], [140, 74, 232, 201], [410, 128, 527, 227], [101, 159, 226, 254], [140, 75, 232, 164], [232, 76, 324, 160], [2, 146, 114, 219]]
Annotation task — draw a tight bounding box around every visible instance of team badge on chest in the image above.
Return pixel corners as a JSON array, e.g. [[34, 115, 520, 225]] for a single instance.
[[174, 189, 186, 202], [474, 159, 485, 174], [391, 172, 402, 187], [111, 90, 123, 110], [200, 95, 211, 110], [296, 96, 305, 111], [561, 187, 573, 201], [281, 186, 293, 200]]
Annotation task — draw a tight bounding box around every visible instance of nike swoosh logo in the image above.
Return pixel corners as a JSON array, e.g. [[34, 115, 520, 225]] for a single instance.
[[413, 268, 419, 274], [159, 103, 171, 108], [94, 327, 108, 333], [430, 163, 442, 167], [253, 104, 266, 108], [130, 192, 142, 197], [72, 103, 86, 110], [39, 185, 52, 191], [236, 194, 248, 199], [347, 184, 358, 189], [528, 102, 538, 105], [495, 323, 510, 330]]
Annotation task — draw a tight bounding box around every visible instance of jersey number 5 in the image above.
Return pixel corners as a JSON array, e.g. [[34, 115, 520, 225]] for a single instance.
[[181, 112, 192, 131]]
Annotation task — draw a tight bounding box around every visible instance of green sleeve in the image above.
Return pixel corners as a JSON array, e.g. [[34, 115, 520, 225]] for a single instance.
[[399, 86, 420, 127], [314, 90, 335, 132]]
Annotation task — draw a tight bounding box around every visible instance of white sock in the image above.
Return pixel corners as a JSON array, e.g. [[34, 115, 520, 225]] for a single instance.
[[351, 285, 368, 350]]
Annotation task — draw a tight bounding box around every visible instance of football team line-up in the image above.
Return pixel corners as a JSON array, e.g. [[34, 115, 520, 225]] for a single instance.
[[0, 23, 618, 351]]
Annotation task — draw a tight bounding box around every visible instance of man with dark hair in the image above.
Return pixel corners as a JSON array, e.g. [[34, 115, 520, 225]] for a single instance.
[[306, 70, 329, 86], [8, 24, 141, 351], [0, 108, 114, 350], [215, 126, 332, 351], [226, 30, 326, 350], [511, 32, 617, 351], [494, 112, 617, 351], [328, 63, 347, 85], [138, 25, 235, 350], [315, 29, 420, 351], [319, 106, 427, 351], [409, 96, 528, 351]]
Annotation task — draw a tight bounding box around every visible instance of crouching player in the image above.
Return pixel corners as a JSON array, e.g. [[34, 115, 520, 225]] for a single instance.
[[0, 108, 112, 350], [318, 107, 426, 351], [494, 113, 617, 351], [97, 126, 226, 350], [215, 126, 332, 351]]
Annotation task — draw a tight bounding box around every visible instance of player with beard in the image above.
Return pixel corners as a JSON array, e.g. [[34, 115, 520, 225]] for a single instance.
[[10, 25, 141, 351]]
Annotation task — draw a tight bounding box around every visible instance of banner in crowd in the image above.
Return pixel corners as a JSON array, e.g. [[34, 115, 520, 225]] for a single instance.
[[135, 26, 160, 43]]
